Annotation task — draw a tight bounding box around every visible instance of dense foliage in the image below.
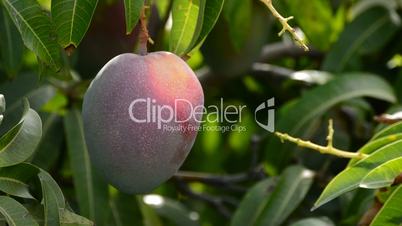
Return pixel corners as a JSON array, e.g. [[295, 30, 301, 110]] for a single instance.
[[0, 0, 401, 225]]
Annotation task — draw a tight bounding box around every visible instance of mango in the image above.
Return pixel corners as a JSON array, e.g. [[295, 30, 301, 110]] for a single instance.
[[82, 52, 204, 194]]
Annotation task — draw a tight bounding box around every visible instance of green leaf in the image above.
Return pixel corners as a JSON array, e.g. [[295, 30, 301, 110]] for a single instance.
[[0, 196, 39, 226], [0, 5, 23, 78], [60, 209, 94, 226], [1, 0, 61, 69], [370, 185, 402, 226], [223, 0, 251, 51], [348, 133, 402, 167], [322, 8, 398, 72], [0, 84, 55, 137], [289, 217, 334, 226], [191, 0, 224, 50], [144, 195, 200, 226], [123, 0, 144, 34], [372, 121, 402, 140], [0, 163, 38, 199], [313, 139, 402, 210], [265, 73, 396, 173], [360, 157, 402, 189], [254, 166, 314, 226], [64, 109, 109, 226], [231, 178, 277, 226], [51, 0, 98, 49], [170, 0, 201, 56], [38, 169, 65, 226], [0, 99, 42, 167]]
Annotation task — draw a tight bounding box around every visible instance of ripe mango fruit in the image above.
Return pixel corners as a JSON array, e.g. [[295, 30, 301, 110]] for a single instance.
[[82, 52, 204, 194]]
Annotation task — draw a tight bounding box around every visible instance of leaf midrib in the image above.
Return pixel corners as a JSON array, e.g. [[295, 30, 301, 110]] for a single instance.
[[173, 0, 195, 54], [3, 0, 55, 64], [69, 0, 77, 46], [74, 110, 95, 219]]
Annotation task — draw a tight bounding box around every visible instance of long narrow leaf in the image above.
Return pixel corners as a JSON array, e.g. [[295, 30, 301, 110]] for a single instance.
[[64, 109, 109, 226], [231, 178, 277, 226], [51, 0, 98, 49], [255, 166, 314, 226], [0, 196, 39, 226], [38, 170, 65, 226], [192, 0, 224, 49], [170, 0, 201, 56], [370, 185, 402, 226], [265, 74, 396, 173], [0, 163, 38, 199], [0, 99, 42, 167], [313, 139, 402, 210], [322, 8, 398, 72], [1, 0, 61, 68], [360, 157, 402, 189], [123, 0, 144, 34], [0, 6, 23, 77]]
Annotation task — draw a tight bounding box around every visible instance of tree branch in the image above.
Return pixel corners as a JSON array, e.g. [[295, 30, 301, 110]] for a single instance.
[[260, 0, 309, 51], [174, 179, 233, 219], [275, 119, 369, 159]]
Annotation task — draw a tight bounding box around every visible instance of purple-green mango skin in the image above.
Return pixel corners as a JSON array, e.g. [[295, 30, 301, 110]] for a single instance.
[[82, 52, 204, 194]]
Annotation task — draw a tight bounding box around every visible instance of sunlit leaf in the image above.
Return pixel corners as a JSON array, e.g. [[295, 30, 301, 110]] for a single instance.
[[170, 0, 201, 56], [370, 185, 402, 226], [348, 133, 402, 166], [313, 139, 402, 210], [360, 157, 402, 189], [372, 121, 402, 140]]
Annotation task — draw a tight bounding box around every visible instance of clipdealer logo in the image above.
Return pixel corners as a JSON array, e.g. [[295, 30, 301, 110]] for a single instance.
[[128, 98, 275, 132]]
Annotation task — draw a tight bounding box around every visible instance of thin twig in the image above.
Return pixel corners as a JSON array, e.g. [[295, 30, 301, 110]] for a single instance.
[[174, 179, 232, 219], [275, 119, 369, 159], [260, 0, 309, 51]]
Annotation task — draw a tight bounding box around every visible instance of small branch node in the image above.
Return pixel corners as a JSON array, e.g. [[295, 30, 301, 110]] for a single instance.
[[274, 120, 369, 159], [260, 0, 309, 51]]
